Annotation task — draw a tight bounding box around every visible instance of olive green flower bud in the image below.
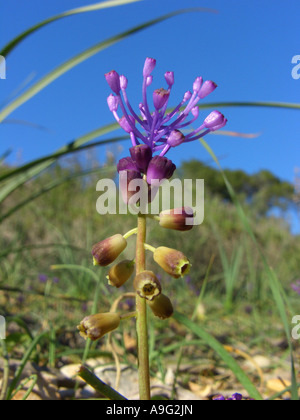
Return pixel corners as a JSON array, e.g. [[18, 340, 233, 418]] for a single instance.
[[159, 207, 194, 231], [147, 294, 174, 319], [153, 246, 191, 278], [106, 259, 135, 288], [133, 270, 162, 301], [92, 234, 127, 267], [77, 312, 121, 341]]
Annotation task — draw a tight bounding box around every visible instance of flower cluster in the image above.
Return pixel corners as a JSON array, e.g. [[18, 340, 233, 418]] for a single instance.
[[106, 57, 227, 157], [105, 57, 226, 201], [77, 58, 226, 342]]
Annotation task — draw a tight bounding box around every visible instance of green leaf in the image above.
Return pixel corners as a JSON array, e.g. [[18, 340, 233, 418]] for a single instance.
[[173, 311, 263, 400], [0, 8, 212, 124], [0, 0, 141, 57]]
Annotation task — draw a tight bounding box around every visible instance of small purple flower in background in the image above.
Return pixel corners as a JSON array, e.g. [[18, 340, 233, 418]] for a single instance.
[[291, 280, 300, 295], [213, 393, 244, 400], [105, 57, 227, 186], [52, 277, 60, 284], [38, 274, 48, 283], [81, 302, 88, 313]]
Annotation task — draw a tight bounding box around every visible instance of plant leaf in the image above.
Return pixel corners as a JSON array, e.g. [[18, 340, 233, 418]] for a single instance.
[[0, 8, 213, 123], [0, 0, 141, 57]]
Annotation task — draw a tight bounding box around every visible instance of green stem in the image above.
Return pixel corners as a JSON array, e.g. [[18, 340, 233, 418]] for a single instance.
[[144, 243, 156, 253], [123, 227, 138, 239], [77, 365, 127, 400], [135, 213, 151, 400]]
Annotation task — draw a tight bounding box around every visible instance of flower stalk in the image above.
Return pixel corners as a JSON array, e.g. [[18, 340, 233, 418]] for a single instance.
[[135, 213, 151, 400]]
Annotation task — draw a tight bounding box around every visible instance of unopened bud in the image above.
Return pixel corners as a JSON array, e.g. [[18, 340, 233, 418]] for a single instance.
[[143, 57, 156, 77], [147, 294, 173, 319], [153, 246, 191, 278], [119, 115, 136, 133], [133, 270, 162, 301], [198, 80, 217, 99], [204, 110, 225, 129], [164, 71, 174, 87], [105, 70, 121, 94], [107, 94, 118, 112], [193, 76, 203, 93], [77, 312, 121, 341], [92, 234, 127, 267], [106, 260, 135, 288], [167, 130, 185, 148], [159, 207, 194, 231]]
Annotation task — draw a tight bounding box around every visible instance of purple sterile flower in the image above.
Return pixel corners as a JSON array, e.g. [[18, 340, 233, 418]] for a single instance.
[[105, 70, 121, 94], [105, 57, 227, 157]]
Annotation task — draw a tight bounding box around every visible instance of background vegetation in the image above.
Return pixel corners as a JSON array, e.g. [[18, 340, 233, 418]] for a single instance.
[[0, 0, 299, 401]]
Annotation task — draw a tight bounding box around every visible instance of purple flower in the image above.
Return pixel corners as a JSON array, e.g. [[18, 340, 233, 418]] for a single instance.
[[105, 57, 227, 157], [213, 393, 245, 400], [38, 274, 48, 283], [146, 156, 176, 185], [129, 144, 153, 173], [291, 280, 300, 295]]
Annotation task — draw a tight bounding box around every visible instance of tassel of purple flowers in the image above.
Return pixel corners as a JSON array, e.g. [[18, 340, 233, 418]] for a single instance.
[[105, 57, 227, 159]]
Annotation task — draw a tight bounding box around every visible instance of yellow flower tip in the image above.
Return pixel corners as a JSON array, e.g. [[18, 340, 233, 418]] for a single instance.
[[107, 259, 135, 288], [133, 270, 162, 301], [77, 312, 121, 341], [147, 294, 174, 320], [92, 234, 127, 267], [153, 246, 191, 279], [93, 256, 99, 266]]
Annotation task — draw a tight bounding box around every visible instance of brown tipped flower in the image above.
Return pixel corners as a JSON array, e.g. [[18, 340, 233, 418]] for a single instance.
[[147, 294, 174, 320], [92, 234, 127, 267], [77, 312, 121, 341], [133, 270, 162, 301], [106, 259, 135, 288], [153, 246, 191, 279], [159, 207, 194, 231]]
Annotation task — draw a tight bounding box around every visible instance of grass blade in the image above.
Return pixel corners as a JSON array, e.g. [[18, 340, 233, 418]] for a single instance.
[[198, 138, 298, 400], [173, 311, 263, 400], [0, 8, 212, 124], [6, 331, 48, 400], [0, 165, 114, 222], [0, 129, 124, 183], [0, 122, 119, 203], [0, 0, 141, 57]]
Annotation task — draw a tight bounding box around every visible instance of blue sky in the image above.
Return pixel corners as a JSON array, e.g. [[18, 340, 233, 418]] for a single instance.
[[1, 0, 300, 229]]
